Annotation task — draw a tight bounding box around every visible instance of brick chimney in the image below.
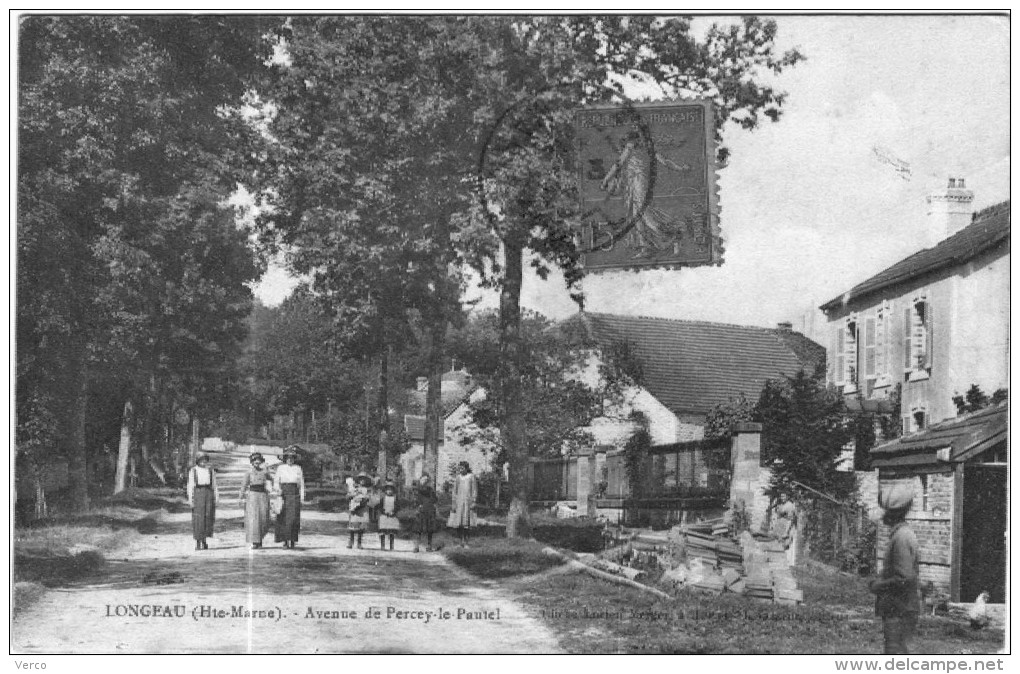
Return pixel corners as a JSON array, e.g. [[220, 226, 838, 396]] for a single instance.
[[926, 177, 974, 246], [776, 321, 793, 331]]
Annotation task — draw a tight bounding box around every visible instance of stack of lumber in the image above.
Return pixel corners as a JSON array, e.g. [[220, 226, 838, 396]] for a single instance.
[[673, 524, 802, 604], [681, 521, 721, 566], [737, 532, 803, 604]]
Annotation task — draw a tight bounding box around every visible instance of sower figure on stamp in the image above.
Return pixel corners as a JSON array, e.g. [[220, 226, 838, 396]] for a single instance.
[[869, 483, 921, 654], [187, 453, 218, 551], [274, 446, 306, 549], [599, 129, 688, 259], [239, 452, 273, 550]]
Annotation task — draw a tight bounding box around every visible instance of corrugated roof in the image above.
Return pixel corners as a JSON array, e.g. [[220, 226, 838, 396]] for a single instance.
[[566, 312, 823, 416], [871, 403, 1007, 468], [821, 201, 1010, 312]]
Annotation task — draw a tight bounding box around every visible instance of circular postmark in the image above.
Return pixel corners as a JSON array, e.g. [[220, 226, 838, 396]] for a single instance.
[[474, 86, 659, 256]]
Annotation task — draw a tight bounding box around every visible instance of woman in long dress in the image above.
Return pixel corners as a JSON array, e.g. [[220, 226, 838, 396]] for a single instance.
[[448, 461, 478, 548], [274, 446, 305, 549], [187, 453, 218, 551], [413, 473, 438, 553], [239, 452, 273, 549]]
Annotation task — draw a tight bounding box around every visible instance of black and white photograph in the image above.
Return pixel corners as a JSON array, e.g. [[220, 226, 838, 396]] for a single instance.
[[10, 11, 1009, 660]]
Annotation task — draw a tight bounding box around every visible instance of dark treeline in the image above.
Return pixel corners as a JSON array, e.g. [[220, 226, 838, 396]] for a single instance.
[[16, 16, 275, 515]]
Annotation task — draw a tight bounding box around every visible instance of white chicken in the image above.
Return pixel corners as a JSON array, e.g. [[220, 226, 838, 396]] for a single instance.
[[967, 590, 991, 630]]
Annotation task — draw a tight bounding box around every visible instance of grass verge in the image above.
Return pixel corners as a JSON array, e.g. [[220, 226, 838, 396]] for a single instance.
[[442, 537, 565, 579], [13, 488, 175, 603], [500, 562, 1005, 654]]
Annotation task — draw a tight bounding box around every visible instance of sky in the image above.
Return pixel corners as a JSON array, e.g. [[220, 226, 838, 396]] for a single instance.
[[253, 14, 1010, 340]]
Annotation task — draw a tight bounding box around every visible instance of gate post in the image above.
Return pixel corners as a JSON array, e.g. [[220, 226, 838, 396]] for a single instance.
[[729, 422, 770, 532]]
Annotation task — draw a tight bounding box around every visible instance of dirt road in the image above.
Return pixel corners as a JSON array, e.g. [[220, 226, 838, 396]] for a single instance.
[[11, 509, 562, 654]]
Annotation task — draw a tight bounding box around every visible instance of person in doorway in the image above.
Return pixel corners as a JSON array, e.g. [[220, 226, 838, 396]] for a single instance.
[[413, 473, 438, 553], [773, 492, 799, 565], [377, 482, 400, 551], [187, 453, 218, 551], [274, 446, 305, 549], [448, 461, 478, 548], [239, 452, 273, 549], [347, 473, 372, 549], [869, 483, 920, 654]]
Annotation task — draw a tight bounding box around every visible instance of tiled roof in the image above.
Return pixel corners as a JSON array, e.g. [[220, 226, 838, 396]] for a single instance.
[[821, 201, 1010, 311], [565, 312, 823, 416], [404, 415, 427, 442], [871, 403, 1007, 468]]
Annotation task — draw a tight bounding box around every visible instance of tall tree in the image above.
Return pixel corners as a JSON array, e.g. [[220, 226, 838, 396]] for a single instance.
[[249, 17, 472, 481], [17, 16, 273, 507], [450, 16, 803, 536]]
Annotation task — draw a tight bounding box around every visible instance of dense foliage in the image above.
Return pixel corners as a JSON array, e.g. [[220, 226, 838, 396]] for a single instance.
[[17, 16, 275, 510]]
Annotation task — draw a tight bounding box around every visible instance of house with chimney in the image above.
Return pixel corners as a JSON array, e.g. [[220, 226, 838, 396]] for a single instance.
[[819, 178, 1009, 603], [399, 369, 494, 488]]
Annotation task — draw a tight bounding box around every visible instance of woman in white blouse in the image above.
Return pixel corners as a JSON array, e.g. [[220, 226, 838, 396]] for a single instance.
[[273, 446, 306, 549], [187, 453, 219, 551]]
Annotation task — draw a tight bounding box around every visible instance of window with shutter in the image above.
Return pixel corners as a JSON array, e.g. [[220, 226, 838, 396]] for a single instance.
[[835, 326, 845, 385], [864, 315, 877, 379], [904, 294, 933, 380], [844, 319, 859, 388], [903, 305, 913, 372], [924, 301, 933, 370], [873, 302, 892, 387]]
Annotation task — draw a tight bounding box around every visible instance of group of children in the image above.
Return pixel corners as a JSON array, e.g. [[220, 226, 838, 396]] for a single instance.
[[346, 460, 478, 552], [346, 472, 440, 552]]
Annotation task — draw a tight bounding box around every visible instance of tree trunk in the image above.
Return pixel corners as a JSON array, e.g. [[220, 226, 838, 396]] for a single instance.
[[66, 349, 90, 511], [190, 415, 200, 466], [34, 472, 48, 520], [138, 373, 166, 486], [500, 233, 531, 539], [376, 346, 390, 478], [114, 400, 134, 494], [423, 312, 445, 490]]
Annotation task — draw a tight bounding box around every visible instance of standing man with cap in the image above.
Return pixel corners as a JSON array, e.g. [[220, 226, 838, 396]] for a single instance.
[[869, 482, 920, 654]]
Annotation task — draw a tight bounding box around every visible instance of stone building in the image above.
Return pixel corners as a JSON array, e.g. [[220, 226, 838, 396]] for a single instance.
[[819, 182, 1008, 432], [399, 369, 494, 489], [820, 179, 1009, 603]]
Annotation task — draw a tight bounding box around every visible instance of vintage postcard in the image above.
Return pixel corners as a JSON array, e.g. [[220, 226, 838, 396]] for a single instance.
[[11, 12, 1009, 662]]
